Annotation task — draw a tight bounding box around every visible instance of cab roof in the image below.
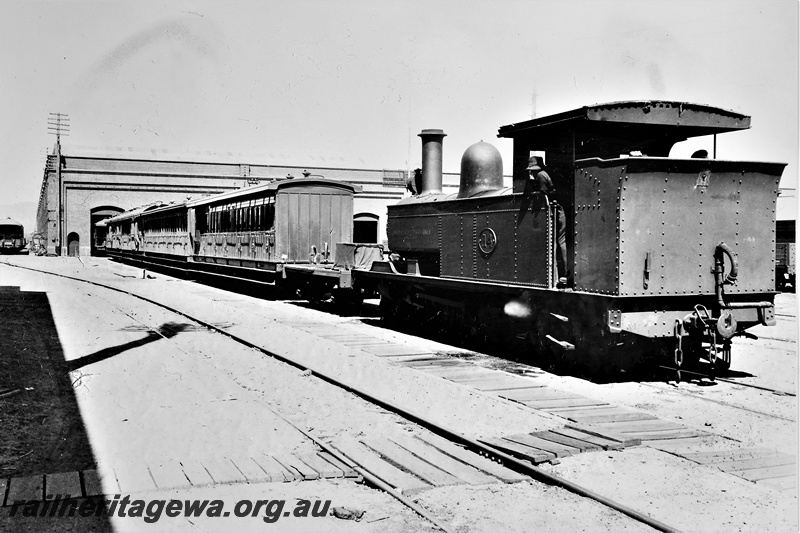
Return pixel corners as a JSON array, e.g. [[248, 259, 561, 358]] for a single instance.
[[498, 101, 751, 158]]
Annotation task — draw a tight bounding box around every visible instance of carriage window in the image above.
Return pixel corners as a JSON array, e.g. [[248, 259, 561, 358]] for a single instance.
[[197, 209, 206, 233], [265, 200, 275, 230]]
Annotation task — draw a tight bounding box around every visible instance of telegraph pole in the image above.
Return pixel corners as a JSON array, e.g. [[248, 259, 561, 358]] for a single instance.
[[47, 113, 69, 255]]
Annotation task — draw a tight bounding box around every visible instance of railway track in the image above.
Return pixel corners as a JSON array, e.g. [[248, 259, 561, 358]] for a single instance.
[[2, 260, 685, 533], [642, 379, 795, 424], [657, 366, 796, 398], [103, 251, 796, 392]]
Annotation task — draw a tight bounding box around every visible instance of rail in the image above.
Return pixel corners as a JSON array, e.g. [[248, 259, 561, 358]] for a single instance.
[[2, 260, 683, 533]]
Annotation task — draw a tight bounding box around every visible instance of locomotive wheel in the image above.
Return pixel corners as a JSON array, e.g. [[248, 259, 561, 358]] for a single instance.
[[524, 331, 553, 370], [379, 298, 402, 324], [525, 328, 569, 373], [305, 290, 331, 307]]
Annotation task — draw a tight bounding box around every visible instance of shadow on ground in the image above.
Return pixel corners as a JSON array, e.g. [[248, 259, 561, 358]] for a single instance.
[[0, 285, 112, 531], [65, 322, 191, 372]]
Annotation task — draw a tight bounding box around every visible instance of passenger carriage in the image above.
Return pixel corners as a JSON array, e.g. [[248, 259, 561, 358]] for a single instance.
[[0, 218, 26, 254], [188, 177, 357, 271], [103, 177, 359, 284]]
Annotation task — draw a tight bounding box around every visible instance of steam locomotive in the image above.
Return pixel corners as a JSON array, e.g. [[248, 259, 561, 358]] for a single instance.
[[104, 101, 785, 374]]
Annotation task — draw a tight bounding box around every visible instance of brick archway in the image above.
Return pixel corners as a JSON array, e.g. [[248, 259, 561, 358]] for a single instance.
[[91, 206, 124, 256], [67, 232, 80, 257]]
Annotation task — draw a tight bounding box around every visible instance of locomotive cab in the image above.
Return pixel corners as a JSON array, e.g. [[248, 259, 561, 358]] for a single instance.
[[500, 101, 786, 370]]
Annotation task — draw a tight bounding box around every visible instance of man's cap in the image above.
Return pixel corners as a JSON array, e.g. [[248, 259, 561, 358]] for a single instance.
[[526, 156, 542, 171]]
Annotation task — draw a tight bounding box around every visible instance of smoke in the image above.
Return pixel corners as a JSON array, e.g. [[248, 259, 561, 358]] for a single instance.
[[504, 299, 531, 319], [69, 17, 223, 106], [62, 17, 228, 146]]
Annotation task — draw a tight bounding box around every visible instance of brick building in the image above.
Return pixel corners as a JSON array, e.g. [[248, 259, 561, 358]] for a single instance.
[[36, 141, 460, 256]]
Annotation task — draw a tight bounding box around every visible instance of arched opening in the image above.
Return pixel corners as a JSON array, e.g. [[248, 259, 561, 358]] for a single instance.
[[67, 232, 80, 257], [353, 213, 379, 244], [91, 206, 124, 256]]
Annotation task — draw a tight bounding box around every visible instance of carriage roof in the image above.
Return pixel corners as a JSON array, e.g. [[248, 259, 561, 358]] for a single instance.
[[101, 202, 175, 225], [0, 217, 23, 228], [99, 178, 358, 226], [186, 177, 360, 209]]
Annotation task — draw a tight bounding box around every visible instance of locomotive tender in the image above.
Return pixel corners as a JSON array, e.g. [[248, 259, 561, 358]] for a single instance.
[[103, 100, 785, 373]]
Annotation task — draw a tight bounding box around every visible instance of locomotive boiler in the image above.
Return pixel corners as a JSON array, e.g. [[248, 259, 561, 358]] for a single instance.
[[371, 101, 785, 374]]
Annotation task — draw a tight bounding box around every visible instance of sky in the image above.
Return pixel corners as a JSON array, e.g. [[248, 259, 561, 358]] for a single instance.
[[0, 0, 797, 228]]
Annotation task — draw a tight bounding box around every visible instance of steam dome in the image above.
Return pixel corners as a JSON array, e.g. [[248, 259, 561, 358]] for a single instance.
[[458, 141, 503, 198]]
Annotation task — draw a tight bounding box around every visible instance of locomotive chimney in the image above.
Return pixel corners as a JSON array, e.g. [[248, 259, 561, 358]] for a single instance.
[[418, 129, 446, 195]]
